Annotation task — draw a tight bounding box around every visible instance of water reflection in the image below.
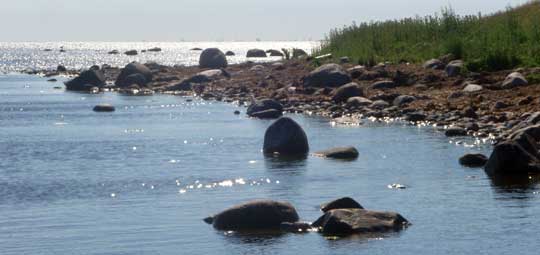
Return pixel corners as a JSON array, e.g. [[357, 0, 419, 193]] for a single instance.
[[221, 230, 285, 246], [263, 155, 308, 173], [489, 174, 540, 200]]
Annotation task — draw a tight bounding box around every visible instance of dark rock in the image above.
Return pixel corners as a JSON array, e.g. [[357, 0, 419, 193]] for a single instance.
[[321, 197, 364, 212], [462, 107, 478, 119], [445, 127, 467, 137], [263, 117, 309, 156], [393, 95, 415, 107], [123, 73, 148, 87], [234, 110, 241, 115], [493, 101, 510, 110], [485, 136, 540, 176], [459, 154, 488, 167], [115, 62, 153, 88], [246, 49, 267, 58], [250, 109, 283, 119], [314, 146, 359, 159], [331, 82, 364, 103], [225, 51, 235, 56], [124, 50, 138, 56], [405, 112, 427, 122], [303, 64, 351, 88], [64, 69, 106, 91], [93, 104, 115, 112], [370, 100, 390, 110], [204, 200, 299, 231], [47, 78, 57, 82], [108, 50, 119, 54], [147, 47, 162, 52], [266, 49, 284, 57], [199, 48, 228, 69], [312, 208, 409, 236], [191, 47, 203, 51], [371, 80, 396, 90], [347, 65, 366, 79], [247, 99, 283, 117], [57, 65, 67, 72], [340, 57, 350, 63], [292, 48, 308, 58]]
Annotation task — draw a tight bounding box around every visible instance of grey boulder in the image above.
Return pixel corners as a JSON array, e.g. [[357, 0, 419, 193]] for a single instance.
[[263, 117, 309, 156], [312, 208, 409, 235], [314, 146, 359, 160], [115, 62, 153, 87], [199, 48, 228, 69], [303, 64, 351, 88]]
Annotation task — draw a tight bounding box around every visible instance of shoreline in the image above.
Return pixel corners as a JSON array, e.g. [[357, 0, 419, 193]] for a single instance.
[[28, 57, 540, 146]]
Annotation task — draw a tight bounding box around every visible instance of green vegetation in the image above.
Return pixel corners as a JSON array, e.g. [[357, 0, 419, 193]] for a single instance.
[[314, 1, 540, 71]]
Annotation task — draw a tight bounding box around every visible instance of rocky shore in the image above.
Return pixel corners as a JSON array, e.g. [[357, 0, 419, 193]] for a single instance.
[[36, 48, 540, 177]]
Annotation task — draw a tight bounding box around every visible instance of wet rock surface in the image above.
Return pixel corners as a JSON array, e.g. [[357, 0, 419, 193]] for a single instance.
[[263, 117, 309, 156]]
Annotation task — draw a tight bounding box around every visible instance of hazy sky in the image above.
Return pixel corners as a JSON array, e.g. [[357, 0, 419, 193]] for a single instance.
[[0, 0, 529, 42]]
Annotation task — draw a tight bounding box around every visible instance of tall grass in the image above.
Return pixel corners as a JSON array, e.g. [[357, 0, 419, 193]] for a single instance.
[[314, 1, 540, 71]]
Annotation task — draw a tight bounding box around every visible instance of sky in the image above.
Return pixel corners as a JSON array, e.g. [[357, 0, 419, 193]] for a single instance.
[[0, 0, 530, 42]]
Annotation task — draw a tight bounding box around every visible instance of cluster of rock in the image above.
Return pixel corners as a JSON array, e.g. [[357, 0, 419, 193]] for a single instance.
[[204, 197, 409, 236]]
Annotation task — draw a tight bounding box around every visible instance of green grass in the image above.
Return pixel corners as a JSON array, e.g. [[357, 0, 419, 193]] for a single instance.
[[314, 1, 540, 71]]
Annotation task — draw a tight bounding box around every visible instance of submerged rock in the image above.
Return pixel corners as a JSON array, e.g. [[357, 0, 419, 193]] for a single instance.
[[124, 50, 138, 56], [115, 62, 153, 88], [64, 69, 106, 91], [204, 200, 299, 231], [263, 117, 309, 156], [93, 104, 115, 112], [314, 146, 359, 160], [459, 154, 488, 167], [303, 64, 351, 88], [199, 48, 228, 69], [320, 197, 364, 213], [445, 127, 467, 137], [312, 209, 409, 236]]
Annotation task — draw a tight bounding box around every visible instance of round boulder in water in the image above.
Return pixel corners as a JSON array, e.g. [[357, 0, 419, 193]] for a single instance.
[[247, 99, 283, 117], [321, 197, 364, 213], [459, 153, 488, 167], [93, 104, 115, 112], [64, 69, 106, 91], [203, 200, 299, 231], [199, 48, 228, 69], [314, 146, 359, 160], [263, 117, 309, 156], [246, 49, 267, 58]]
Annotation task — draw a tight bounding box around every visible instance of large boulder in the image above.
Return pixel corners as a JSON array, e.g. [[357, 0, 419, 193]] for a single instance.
[[303, 64, 351, 88], [331, 82, 364, 103], [502, 72, 528, 89], [292, 48, 308, 58], [115, 62, 153, 87], [314, 146, 359, 160], [247, 99, 283, 117], [312, 208, 409, 235], [64, 69, 106, 91], [266, 49, 284, 57], [204, 200, 299, 231], [199, 48, 228, 69], [246, 49, 267, 58], [485, 132, 540, 175], [263, 117, 309, 156], [123, 73, 148, 87], [320, 197, 364, 213], [250, 109, 282, 119]]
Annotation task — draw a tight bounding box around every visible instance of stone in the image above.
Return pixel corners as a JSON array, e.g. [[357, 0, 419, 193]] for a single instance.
[[371, 80, 396, 90], [57, 65, 67, 72], [459, 154, 488, 167], [93, 104, 115, 112], [314, 146, 359, 159], [250, 109, 283, 119], [124, 50, 138, 56], [204, 200, 299, 231], [445, 127, 467, 137], [312, 208, 409, 236], [445, 60, 464, 77], [303, 64, 351, 88], [108, 50, 119, 54], [292, 48, 308, 58], [263, 117, 309, 156], [320, 197, 364, 212], [370, 100, 390, 110], [246, 49, 267, 58], [485, 136, 540, 176], [123, 73, 148, 87], [199, 48, 228, 69], [266, 49, 284, 57], [147, 47, 162, 52], [331, 82, 364, 103], [247, 99, 283, 117], [225, 51, 235, 56], [64, 69, 106, 91], [346, 97, 372, 107], [340, 57, 350, 63], [502, 72, 528, 89], [393, 95, 415, 107], [347, 65, 366, 79], [463, 84, 483, 93], [115, 62, 153, 88], [423, 59, 444, 69], [405, 112, 427, 122]]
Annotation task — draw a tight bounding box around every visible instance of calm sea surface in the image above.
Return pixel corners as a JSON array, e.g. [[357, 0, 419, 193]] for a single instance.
[[1, 42, 539, 255]]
